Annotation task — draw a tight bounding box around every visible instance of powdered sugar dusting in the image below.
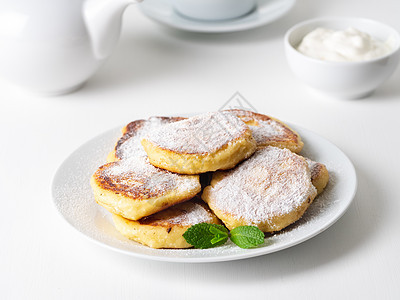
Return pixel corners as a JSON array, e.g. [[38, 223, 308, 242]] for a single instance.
[[146, 112, 249, 154], [305, 157, 317, 169], [226, 109, 299, 147], [167, 203, 212, 225], [250, 119, 287, 144], [146, 200, 215, 226], [305, 158, 320, 179], [116, 117, 179, 160], [207, 147, 317, 225], [97, 156, 200, 199]]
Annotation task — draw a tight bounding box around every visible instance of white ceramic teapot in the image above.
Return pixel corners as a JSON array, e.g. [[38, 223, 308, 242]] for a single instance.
[[0, 0, 141, 95]]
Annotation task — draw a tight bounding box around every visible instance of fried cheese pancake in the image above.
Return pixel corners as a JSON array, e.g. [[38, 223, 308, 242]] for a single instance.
[[91, 156, 201, 221], [107, 116, 185, 162], [112, 197, 221, 249], [306, 158, 329, 195], [141, 111, 257, 174], [202, 146, 317, 232], [225, 109, 304, 153]]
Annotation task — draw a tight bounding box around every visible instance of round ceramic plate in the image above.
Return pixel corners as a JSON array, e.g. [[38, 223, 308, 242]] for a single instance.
[[52, 122, 357, 263], [139, 0, 296, 33]]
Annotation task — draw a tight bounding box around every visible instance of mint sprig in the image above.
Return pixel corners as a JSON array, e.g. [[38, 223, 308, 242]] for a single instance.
[[183, 223, 264, 249], [183, 223, 228, 249]]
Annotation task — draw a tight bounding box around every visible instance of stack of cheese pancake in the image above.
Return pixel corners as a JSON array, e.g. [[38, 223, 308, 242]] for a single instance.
[[91, 110, 329, 249]]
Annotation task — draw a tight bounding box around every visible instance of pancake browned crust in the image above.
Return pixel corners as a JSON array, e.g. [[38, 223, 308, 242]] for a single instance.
[[141, 111, 257, 174], [112, 197, 221, 249], [306, 158, 329, 195], [225, 109, 304, 153], [91, 157, 201, 221], [107, 116, 185, 162], [202, 146, 317, 232]]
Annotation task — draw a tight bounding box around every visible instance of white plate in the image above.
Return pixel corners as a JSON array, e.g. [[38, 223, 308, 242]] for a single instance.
[[139, 0, 296, 33], [52, 123, 357, 263]]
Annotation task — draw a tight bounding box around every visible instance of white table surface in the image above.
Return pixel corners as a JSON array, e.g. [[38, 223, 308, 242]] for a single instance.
[[1, 0, 400, 299]]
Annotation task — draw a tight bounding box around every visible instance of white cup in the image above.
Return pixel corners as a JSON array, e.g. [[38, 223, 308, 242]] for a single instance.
[[171, 0, 256, 21]]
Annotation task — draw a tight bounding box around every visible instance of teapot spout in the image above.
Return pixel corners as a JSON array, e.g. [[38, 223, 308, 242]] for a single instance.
[[84, 0, 142, 60]]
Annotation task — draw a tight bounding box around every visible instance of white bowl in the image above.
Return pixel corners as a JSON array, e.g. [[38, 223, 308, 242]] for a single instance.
[[284, 17, 400, 99]]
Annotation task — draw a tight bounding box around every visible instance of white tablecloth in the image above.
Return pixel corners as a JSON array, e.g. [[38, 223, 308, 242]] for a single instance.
[[1, 0, 400, 299]]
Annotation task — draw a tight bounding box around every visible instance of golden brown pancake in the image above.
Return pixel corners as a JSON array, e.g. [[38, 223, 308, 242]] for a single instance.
[[107, 116, 185, 162], [91, 156, 201, 221], [225, 109, 304, 153], [112, 197, 221, 249], [306, 158, 329, 195], [202, 146, 317, 232], [141, 111, 257, 174]]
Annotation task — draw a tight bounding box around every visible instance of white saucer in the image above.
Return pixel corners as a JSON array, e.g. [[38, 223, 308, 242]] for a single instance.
[[139, 0, 297, 33]]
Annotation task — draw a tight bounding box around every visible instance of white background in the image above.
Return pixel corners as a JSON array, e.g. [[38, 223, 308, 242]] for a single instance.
[[1, 0, 400, 299]]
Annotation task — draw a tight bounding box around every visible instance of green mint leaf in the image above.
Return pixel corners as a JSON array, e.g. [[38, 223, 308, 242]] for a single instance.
[[183, 223, 229, 249], [230, 226, 265, 249], [209, 225, 229, 235], [210, 235, 228, 245]]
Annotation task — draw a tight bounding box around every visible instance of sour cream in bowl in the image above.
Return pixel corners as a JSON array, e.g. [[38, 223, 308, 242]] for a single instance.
[[284, 17, 400, 99]]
